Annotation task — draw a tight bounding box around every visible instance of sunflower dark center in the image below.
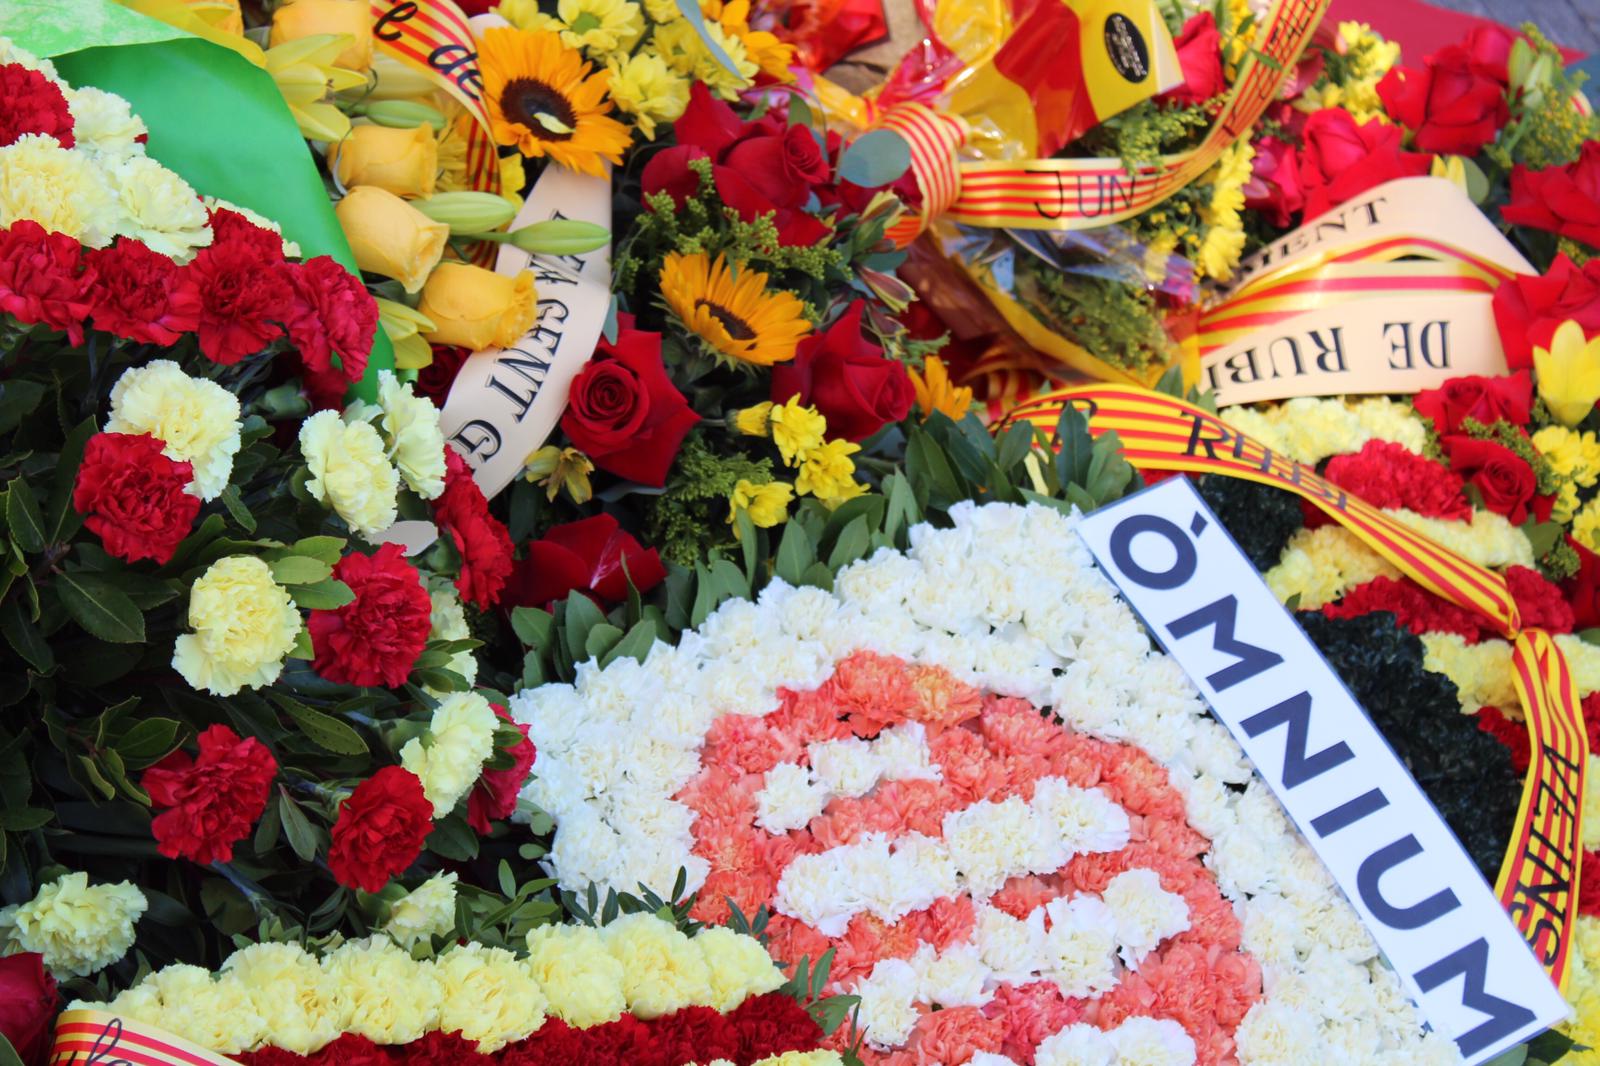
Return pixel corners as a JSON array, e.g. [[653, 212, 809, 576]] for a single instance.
[[696, 299, 756, 341], [500, 77, 577, 142]]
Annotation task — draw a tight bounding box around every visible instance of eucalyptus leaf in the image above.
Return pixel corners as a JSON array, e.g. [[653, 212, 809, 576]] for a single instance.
[[836, 130, 912, 188]]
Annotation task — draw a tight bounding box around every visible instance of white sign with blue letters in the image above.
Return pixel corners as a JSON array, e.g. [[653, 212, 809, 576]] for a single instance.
[[1076, 475, 1569, 1063]]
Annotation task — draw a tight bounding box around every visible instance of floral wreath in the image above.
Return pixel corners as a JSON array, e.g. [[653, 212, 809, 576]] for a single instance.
[[512, 502, 1459, 1065]]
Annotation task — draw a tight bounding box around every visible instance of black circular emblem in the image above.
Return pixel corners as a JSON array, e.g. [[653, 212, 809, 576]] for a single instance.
[[1104, 13, 1151, 83]]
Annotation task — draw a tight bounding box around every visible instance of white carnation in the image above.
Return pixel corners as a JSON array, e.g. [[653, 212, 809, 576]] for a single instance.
[[1108, 1016, 1197, 1066], [1035, 1023, 1115, 1066], [755, 762, 829, 833], [1103, 869, 1189, 968]]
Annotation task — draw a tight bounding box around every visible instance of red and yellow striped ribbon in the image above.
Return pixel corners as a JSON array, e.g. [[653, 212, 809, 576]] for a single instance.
[[1006, 384, 1586, 987], [876, 103, 969, 246], [50, 1010, 236, 1066]]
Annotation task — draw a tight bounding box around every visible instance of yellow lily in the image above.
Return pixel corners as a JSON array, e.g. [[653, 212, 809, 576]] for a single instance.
[[1535, 319, 1600, 426], [264, 34, 367, 142], [375, 298, 437, 370], [524, 446, 595, 504], [909, 354, 975, 423]]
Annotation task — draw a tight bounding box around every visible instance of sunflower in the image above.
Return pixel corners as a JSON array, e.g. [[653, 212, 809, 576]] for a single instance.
[[660, 252, 812, 367], [478, 27, 631, 176]]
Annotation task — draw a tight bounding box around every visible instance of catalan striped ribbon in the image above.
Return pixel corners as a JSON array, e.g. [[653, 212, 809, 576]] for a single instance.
[[50, 1010, 236, 1066], [1006, 384, 1586, 988], [873, 102, 968, 246]]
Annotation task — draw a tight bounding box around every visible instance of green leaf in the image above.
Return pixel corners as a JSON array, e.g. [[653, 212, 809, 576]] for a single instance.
[[584, 622, 624, 660], [995, 422, 1035, 473], [775, 520, 815, 585], [0, 807, 53, 832], [827, 515, 871, 570], [278, 791, 320, 863], [271, 555, 335, 585], [428, 814, 479, 861], [0, 381, 46, 436], [77, 754, 117, 800], [272, 693, 367, 755], [5, 480, 45, 553], [601, 618, 662, 667], [290, 535, 347, 564], [290, 579, 355, 609], [115, 718, 183, 764], [1579, 627, 1600, 647], [511, 606, 555, 649], [0, 1029, 27, 1066], [734, 506, 759, 584], [498, 858, 517, 898], [837, 129, 911, 188], [564, 590, 606, 658], [219, 485, 257, 533], [46, 417, 95, 544], [0, 594, 52, 672], [289, 625, 314, 660], [56, 571, 146, 643], [1053, 402, 1093, 487], [800, 561, 835, 590]]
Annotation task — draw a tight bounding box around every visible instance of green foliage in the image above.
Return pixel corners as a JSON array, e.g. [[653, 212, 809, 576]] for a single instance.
[[1015, 258, 1176, 374], [645, 433, 775, 567]]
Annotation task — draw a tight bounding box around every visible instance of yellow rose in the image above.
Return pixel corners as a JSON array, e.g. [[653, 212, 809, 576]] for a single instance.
[[335, 186, 449, 294], [434, 943, 547, 1051], [270, 0, 374, 72], [601, 912, 714, 1018], [525, 924, 626, 1027], [298, 409, 400, 537], [694, 926, 785, 1011], [419, 262, 538, 350], [333, 123, 438, 199], [172, 557, 301, 696]]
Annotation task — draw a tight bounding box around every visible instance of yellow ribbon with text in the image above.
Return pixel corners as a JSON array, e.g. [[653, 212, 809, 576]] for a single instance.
[[50, 1010, 236, 1066]]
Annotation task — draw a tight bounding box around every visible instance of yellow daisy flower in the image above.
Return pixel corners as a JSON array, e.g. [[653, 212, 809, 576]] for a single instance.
[[478, 27, 631, 175], [660, 251, 811, 366]]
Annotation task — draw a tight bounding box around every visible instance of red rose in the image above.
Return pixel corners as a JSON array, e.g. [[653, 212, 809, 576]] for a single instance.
[[561, 319, 699, 486], [1463, 24, 1517, 84], [0, 64, 74, 148], [1502, 141, 1600, 249], [0, 953, 56, 1066], [1411, 372, 1532, 435], [433, 448, 514, 609], [190, 236, 293, 365], [1441, 435, 1539, 524], [417, 344, 472, 407], [642, 144, 710, 205], [674, 82, 746, 157], [771, 300, 914, 441], [504, 513, 667, 609], [468, 705, 536, 834], [1243, 135, 1304, 228], [1159, 13, 1225, 106], [1376, 45, 1509, 155], [287, 255, 378, 384], [309, 544, 433, 688], [727, 991, 824, 1062], [1564, 538, 1600, 630], [723, 123, 832, 209], [0, 220, 94, 344], [328, 765, 433, 893], [142, 724, 278, 865], [85, 238, 200, 346], [1491, 254, 1600, 369], [1297, 109, 1432, 219], [72, 432, 200, 565]]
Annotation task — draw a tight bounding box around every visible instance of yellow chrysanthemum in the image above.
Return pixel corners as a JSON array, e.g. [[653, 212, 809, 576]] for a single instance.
[[0, 872, 147, 978], [557, 0, 644, 55], [909, 354, 974, 422], [1196, 139, 1254, 282], [735, 401, 774, 437], [661, 252, 811, 366], [0, 133, 119, 247], [728, 478, 793, 527], [479, 27, 631, 176], [1575, 496, 1600, 554], [172, 556, 302, 696], [606, 52, 689, 139], [703, 0, 794, 80], [651, 17, 757, 99], [768, 396, 827, 463], [795, 438, 860, 500], [496, 0, 564, 32]]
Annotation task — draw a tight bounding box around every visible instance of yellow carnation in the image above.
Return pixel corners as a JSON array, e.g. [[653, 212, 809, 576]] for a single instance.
[[385, 871, 460, 948], [323, 937, 441, 1044], [101, 964, 265, 1053], [1, 872, 147, 977], [1419, 634, 1516, 712], [526, 924, 627, 1027], [1561, 916, 1600, 1056], [108, 154, 213, 261], [729, 479, 793, 528], [221, 941, 338, 1054], [428, 578, 480, 688], [107, 359, 242, 501], [601, 912, 714, 1018], [400, 691, 498, 817], [378, 371, 447, 499], [694, 926, 785, 1011], [173, 556, 302, 696], [606, 52, 688, 139], [435, 943, 548, 1051], [795, 438, 860, 500], [753, 1054, 846, 1066], [299, 410, 401, 538], [1222, 397, 1426, 465], [0, 134, 119, 246], [66, 86, 147, 161], [768, 396, 826, 464], [1265, 525, 1400, 609]]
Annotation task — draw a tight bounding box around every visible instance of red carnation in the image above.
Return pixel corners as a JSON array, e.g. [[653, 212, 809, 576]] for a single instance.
[[0, 952, 57, 1066], [85, 238, 201, 346], [1440, 435, 1540, 524], [190, 229, 293, 365], [1325, 575, 1486, 643], [142, 724, 278, 865], [1321, 440, 1472, 520], [417, 344, 472, 407], [287, 256, 378, 385], [0, 63, 74, 148], [1296, 109, 1432, 220], [328, 765, 433, 893], [1411, 373, 1532, 435], [727, 991, 824, 1062], [433, 449, 514, 610], [309, 544, 433, 688], [1476, 706, 1530, 773], [771, 300, 914, 442], [1581, 848, 1600, 917], [72, 432, 200, 565], [1491, 255, 1600, 369], [647, 1005, 741, 1066], [208, 207, 287, 262], [468, 705, 537, 834], [1584, 691, 1600, 757], [1376, 45, 1509, 155], [504, 513, 668, 610], [1502, 141, 1600, 250], [0, 219, 94, 344], [1507, 565, 1574, 634], [560, 317, 699, 486], [1159, 12, 1225, 106]]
